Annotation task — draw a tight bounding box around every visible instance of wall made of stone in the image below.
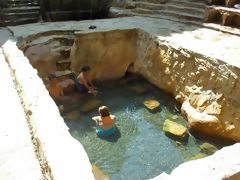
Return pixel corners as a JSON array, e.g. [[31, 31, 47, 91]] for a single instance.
[[70, 29, 137, 80], [134, 30, 240, 141]]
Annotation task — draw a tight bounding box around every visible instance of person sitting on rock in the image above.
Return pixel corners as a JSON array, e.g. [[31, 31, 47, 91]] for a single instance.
[[92, 106, 116, 137], [47, 74, 64, 113], [74, 65, 97, 95]]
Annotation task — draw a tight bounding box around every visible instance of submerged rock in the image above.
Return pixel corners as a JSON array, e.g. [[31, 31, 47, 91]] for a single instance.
[[163, 119, 187, 139], [143, 99, 160, 111], [200, 143, 218, 155], [80, 99, 102, 112], [129, 85, 146, 94], [171, 115, 179, 120], [187, 153, 206, 161], [66, 111, 80, 120]]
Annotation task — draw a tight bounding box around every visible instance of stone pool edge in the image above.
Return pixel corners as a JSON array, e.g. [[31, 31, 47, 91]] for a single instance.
[[2, 40, 95, 180], [150, 143, 240, 180]]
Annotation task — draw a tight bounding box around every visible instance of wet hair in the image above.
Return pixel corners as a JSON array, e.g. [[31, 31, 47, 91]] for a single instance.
[[99, 106, 110, 117], [81, 65, 91, 72], [48, 73, 57, 80]]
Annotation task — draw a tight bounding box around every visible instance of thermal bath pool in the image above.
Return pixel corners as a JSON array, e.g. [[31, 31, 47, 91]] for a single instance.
[[63, 75, 225, 180]]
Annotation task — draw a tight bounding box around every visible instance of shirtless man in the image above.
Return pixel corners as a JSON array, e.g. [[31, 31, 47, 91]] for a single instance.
[[75, 66, 97, 96], [47, 74, 64, 112]]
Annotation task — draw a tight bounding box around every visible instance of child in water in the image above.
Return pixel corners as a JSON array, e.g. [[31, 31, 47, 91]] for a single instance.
[[47, 74, 64, 112], [92, 106, 116, 136], [75, 66, 97, 96]]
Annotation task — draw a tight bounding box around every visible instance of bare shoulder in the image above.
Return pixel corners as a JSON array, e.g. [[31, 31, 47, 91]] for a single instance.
[[110, 115, 116, 120]]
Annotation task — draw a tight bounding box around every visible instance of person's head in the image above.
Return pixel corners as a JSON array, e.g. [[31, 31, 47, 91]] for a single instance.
[[81, 65, 91, 75], [48, 74, 58, 85], [99, 106, 110, 117]]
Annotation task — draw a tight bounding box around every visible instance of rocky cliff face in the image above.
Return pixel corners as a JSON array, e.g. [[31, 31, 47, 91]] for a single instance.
[[71, 29, 240, 141], [70, 29, 137, 80], [134, 31, 240, 141]]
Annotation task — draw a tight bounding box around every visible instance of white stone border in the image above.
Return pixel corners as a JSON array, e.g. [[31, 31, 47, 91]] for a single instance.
[[2, 40, 94, 180]]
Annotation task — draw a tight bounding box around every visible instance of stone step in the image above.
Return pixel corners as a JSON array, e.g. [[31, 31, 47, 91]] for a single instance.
[[203, 22, 240, 36], [3, 6, 40, 13], [132, 12, 202, 26], [160, 9, 204, 21], [133, 2, 165, 10], [4, 11, 39, 20], [205, 5, 240, 28], [8, 2, 39, 7], [134, 1, 206, 15], [169, 0, 206, 9], [7, 0, 38, 4], [2, 17, 39, 26], [132, 0, 168, 4], [132, 8, 204, 21], [166, 4, 205, 16], [56, 59, 71, 71]]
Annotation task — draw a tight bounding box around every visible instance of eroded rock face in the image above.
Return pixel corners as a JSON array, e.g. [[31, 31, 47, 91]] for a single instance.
[[70, 29, 137, 80], [134, 36, 240, 141]]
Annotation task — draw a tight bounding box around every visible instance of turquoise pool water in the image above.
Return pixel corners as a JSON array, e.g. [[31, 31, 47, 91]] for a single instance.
[[64, 75, 223, 180]]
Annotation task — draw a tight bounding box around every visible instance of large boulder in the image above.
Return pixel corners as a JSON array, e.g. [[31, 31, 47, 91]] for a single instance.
[[70, 29, 137, 80], [181, 101, 224, 139]]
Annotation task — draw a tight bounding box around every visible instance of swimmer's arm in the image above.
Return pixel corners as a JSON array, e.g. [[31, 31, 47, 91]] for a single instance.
[[80, 74, 93, 91], [85, 75, 97, 89], [92, 116, 101, 124]]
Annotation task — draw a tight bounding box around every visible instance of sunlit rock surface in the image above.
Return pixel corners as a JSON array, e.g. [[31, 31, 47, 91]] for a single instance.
[[163, 119, 187, 139], [143, 99, 161, 111], [70, 29, 137, 80]]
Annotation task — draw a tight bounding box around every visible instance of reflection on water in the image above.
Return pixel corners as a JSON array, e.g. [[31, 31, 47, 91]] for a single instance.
[[64, 75, 225, 180]]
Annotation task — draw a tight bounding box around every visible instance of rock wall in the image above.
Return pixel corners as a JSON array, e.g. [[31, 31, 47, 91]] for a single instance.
[[134, 31, 240, 141], [70, 29, 137, 80], [71, 29, 240, 141]]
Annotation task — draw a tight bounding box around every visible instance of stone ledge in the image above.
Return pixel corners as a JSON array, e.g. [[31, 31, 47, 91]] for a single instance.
[[2, 40, 94, 180], [151, 143, 240, 180], [205, 5, 240, 27], [8, 17, 240, 67], [0, 48, 42, 180]]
